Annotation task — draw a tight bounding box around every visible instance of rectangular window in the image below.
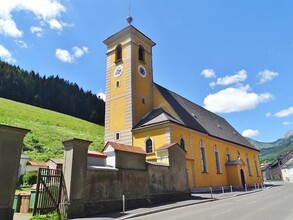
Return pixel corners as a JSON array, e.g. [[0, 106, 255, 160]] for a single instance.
[[142, 98, 145, 104], [215, 151, 221, 173], [115, 133, 120, 140], [116, 80, 120, 88], [200, 147, 207, 173]]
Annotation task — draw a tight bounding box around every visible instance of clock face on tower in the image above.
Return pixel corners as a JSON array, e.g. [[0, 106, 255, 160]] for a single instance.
[[113, 65, 123, 78], [138, 65, 147, 77]]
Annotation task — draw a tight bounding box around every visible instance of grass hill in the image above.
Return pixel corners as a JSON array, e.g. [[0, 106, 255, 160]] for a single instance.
[[247, 131, 293, 163], [0, 98, 104, 161]]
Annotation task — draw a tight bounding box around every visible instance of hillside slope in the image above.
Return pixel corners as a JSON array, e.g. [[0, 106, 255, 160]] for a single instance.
[[0, 98, 104, 161], [247, 131, 293, 163]]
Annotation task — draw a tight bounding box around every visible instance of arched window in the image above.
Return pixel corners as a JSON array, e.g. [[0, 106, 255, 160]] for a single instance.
[[246, 154, 252, 176], [254, 156, 260, 177], [179, 138, 185, 151], [226, 148, 231, 161], [115, 44, 122, 61], [214, 146, 221, 173], [200, 140, 208, 173], [237, 151, 241, 159], [138, 45, 144, 61], [145, 138, 153, 154]]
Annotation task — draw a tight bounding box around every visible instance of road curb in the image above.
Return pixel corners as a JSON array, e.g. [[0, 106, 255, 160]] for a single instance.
[[119, 199, 215, 220], [233, 189, 263, 197], [119, 189, 266, 219]]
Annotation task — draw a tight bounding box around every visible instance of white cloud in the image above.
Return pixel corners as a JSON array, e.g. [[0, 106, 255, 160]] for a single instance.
[[97, 92, 106, 101], [203, 85, 273, 113], [210, 69, 247, 87], [242, 129, 259, 138], [48, 18, 62, 30], [0, 44, 16, 63], [30, 26, 44, 37], [265, 112, 272, 117], [55, 48, 74, 63], [201, 69, 216, 78], [268, 107, 293, 118], [56, 46, 89, 63], [16, 40, 27, 48], [257, 70, 279, 84], [72, 46, 89, 58], [0, 0, 66, 37], [283, 121, 293, 125], [0, 17, 22, 38]]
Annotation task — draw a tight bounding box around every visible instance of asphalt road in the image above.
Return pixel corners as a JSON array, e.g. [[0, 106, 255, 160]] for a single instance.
[[134, 182, 293, 220]]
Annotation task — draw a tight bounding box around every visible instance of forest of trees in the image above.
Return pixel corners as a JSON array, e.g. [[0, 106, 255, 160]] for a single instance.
[[0, 60, 105, 125]]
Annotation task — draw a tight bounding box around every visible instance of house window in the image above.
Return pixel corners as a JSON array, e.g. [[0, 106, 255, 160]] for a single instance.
[[145, 138, 153, 154], [254, 156, 260, 177], [115, 44, 122, 62], [179, 138, 185, 151], [142, 98, 145, 104], [200, 140, 208, 173], [214, 146, 221, 174], [246, 154, 252, 176], [116, 133, 120, 140], [138, 45, 144, 61], [226, 148, 231, 161], [116, 80, 120, 88]]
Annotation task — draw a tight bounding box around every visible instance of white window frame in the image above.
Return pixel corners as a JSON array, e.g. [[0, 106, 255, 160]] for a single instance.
[[200, 140, 208, 173], [254, 156, 260, 177], [214, 145, 221, 174], [145, 137, 154, 154], [179, 137, 186, 151], [226, 148, 231, 161], [246, 154, 252, 176]]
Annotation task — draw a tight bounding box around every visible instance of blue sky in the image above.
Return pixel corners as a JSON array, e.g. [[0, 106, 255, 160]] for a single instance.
[[0, 0, 293, 142]]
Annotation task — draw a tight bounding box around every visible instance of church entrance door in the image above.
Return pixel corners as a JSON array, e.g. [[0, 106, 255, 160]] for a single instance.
[[240, 169, 246, 188]]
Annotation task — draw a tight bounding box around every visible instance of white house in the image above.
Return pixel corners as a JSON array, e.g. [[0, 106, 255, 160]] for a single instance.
[[284, 158, 293, 182]]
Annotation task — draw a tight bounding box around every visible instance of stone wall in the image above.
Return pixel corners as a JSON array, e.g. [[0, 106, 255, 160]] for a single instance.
[[63, 139, 190, 218]]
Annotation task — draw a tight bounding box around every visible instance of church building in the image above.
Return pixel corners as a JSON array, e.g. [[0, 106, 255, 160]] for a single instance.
[[103, 18, 263, 190]]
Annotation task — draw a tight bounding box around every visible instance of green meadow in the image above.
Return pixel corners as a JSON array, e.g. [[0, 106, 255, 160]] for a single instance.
[[0, 98, 104, 161]]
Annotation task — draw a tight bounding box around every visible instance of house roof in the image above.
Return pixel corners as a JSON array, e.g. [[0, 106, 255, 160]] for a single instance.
[[284, 158, 293, 166], [103, 25, 156, 47], [26, 161, 48, 167], [102, 141, 146, 155], [134, 108, 183, 128], [134, 83, 256, 151], [88, 150, 107, 158], [46, 158, 63, 164], [156, 143, 186, 153]]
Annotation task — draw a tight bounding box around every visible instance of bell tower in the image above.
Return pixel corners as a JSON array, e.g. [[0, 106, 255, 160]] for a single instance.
[[103, 17, 156, 145]]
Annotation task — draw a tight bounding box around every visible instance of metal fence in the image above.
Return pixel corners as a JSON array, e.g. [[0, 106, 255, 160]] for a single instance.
[[32, 168, 68, 219]]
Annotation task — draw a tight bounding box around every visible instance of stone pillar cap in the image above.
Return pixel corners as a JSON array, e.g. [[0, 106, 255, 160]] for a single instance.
[[0, 124, 30, 134]]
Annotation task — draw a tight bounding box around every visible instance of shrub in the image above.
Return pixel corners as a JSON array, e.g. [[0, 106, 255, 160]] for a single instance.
[[23, 172, 38, 185], [30, 212, 64, 220]]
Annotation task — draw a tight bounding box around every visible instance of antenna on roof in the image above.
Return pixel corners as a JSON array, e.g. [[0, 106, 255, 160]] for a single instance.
[[126, 1, 133, 25]]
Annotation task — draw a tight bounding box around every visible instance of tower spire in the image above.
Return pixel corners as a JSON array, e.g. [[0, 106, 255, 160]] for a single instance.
[[126, 1, 133, 25]]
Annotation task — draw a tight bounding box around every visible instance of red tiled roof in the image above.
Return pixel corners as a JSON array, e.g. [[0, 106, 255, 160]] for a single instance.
[[103, 141, 146, 155], [156, 143, 178, 151], [88, 150, 107, 158], [26, 161, 48, 167]]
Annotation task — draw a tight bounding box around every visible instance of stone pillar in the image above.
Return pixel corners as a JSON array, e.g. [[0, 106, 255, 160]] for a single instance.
[[62, 138, 92, 218], [0, 124, 30, 220]]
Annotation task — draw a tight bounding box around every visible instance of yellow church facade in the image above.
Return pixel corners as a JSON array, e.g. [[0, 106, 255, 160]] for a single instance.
[[103, 22, 263, 190]]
